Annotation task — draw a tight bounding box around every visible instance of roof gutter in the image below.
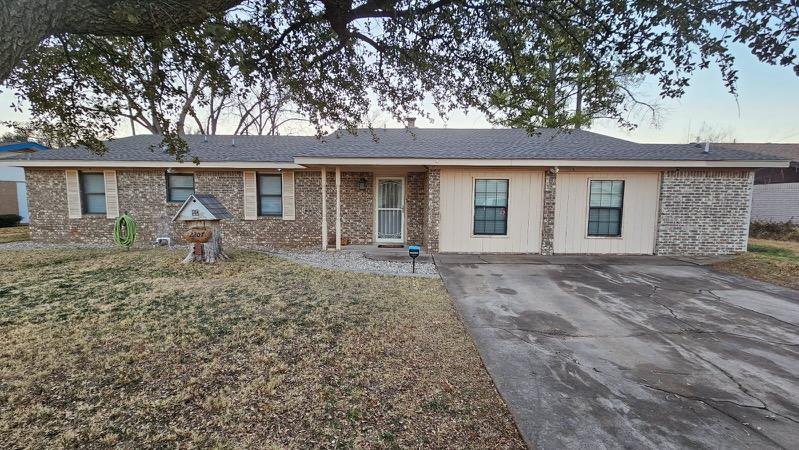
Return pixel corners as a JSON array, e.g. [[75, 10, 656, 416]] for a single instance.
[[292, 157, 791, 169]]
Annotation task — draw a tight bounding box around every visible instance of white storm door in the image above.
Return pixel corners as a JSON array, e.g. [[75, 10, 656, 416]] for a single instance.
[[376, 178, 404, 242]]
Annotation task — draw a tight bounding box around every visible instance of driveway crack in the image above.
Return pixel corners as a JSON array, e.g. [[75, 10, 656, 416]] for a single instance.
[[642, 384, 790, 449], [675, 344, 799, 426], [647, 285, 698, 330], [704, 289, 799, 330]]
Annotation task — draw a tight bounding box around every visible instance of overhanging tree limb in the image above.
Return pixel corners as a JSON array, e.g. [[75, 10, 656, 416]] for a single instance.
[[0, 0, 242, 81]]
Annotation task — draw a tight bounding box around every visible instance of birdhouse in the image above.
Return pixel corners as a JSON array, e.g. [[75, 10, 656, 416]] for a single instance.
[[172, 193, 233, 222]]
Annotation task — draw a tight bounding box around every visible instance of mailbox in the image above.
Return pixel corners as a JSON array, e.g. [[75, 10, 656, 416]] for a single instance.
[[408, 245, 421, 273]]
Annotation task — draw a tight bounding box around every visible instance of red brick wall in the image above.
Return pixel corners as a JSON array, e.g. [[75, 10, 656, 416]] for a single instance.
[[26, 168, 429, 250], [325, 171, 374, 245]]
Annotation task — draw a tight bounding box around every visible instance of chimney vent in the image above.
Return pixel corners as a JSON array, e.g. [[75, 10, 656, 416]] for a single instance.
[[703, 142, 710, 154], [406, 117, 416, 128]]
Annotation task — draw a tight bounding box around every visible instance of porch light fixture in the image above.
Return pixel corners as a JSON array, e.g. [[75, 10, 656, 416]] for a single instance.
[[357, 177, 368, 191]]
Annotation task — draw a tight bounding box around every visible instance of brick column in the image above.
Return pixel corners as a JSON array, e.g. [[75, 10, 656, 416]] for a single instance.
[[540, 169, 557, 255], [424, 167, 441, 253]]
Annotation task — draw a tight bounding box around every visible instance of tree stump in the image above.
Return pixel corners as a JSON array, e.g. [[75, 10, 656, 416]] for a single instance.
[[181, 221, 229, 263]]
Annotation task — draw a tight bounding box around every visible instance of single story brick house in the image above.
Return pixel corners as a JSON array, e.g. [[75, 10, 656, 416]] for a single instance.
[[0, 128, 789, 255]]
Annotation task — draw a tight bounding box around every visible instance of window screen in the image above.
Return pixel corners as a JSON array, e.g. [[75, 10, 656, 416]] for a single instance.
[[473, 179, 508, 235], [258, 174, 283, 216], [587, 180, 624, 236], [80, 172, 106, 214], [166, 173, 194, 202]]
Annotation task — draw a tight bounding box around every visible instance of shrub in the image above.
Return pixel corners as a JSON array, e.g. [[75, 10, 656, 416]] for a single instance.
[[0, 214, 22, 228], [749, 221, 799, 241]]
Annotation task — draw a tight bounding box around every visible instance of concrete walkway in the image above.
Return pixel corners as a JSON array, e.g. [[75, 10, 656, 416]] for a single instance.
[[437, 255, 799, 449]]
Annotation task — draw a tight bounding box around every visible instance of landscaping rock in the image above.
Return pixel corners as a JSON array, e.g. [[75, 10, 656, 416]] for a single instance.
[[271, 250, 438, 277]]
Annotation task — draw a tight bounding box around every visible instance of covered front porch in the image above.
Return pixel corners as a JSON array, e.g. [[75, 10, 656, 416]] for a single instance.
[[315, 166, 436, 252]]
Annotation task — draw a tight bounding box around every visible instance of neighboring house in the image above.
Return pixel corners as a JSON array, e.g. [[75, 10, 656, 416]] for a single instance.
[[0, 142, 48, 223], [0, 129, 789, 255], [715, 143, 799, 223]]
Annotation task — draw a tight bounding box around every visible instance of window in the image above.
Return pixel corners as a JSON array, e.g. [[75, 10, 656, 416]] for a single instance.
[[80, 172, 106, 214], [166, 173, 194, 202], [473, 179, 508, 235], [258, 174, 282, 216], [588, 180, 624, 237]]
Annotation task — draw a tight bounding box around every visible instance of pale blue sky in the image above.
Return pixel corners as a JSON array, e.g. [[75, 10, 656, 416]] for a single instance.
[[1, 44, 797, 144]]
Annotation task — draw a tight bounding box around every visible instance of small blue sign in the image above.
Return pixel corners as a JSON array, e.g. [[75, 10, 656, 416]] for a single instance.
[[408, 245, 421, 258]]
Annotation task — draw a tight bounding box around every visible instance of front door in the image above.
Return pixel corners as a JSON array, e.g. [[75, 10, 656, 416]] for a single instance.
[[376, 178, 404, 243]]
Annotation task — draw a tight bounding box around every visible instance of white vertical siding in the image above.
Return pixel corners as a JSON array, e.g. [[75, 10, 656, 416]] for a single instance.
[[751, 183, 799, 223], [439, 168, 544, 253], [553, 171, 659, 254]]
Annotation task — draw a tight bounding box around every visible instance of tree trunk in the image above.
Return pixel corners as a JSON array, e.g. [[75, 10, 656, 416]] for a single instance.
[[181, 221, 229, 264]]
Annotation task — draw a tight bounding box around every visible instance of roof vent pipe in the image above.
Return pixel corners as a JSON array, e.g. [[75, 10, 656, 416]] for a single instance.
[[703, 142, 710, 154], [203, 135, 208, 143], [406, 117, 416, 128], [231, 137, 236, 147]]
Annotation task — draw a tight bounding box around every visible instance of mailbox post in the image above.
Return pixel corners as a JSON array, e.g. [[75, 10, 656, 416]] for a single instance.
[[408, 245, 421, 273]]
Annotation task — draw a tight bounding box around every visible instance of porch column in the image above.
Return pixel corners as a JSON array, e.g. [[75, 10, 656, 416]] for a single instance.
[[321, 167, 327, 250], [335, 166, 341, 250]]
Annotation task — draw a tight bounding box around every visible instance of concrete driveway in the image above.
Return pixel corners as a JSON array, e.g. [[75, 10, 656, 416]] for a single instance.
[[436, 255, 799, 449]]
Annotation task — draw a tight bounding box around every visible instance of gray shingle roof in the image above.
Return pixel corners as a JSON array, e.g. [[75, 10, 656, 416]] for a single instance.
[[12, 134, 306, 162], [310, 128, 781, 161], [712, 143, 799, 162], [5, 128, 785, 163]]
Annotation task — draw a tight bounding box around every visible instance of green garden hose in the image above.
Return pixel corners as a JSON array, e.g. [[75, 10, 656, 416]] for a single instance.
[[114, 212, 137, 249]]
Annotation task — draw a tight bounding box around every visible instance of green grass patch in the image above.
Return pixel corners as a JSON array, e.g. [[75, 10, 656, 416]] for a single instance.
[[747, 243, 799, 261]]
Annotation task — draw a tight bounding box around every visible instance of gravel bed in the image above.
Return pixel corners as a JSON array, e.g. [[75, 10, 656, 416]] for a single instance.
[[0, 241, 116, 250], [0, 242, 439, 277], [271, 250, 438, 277]]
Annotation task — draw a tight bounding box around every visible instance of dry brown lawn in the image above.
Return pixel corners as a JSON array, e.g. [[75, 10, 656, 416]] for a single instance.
[[0, 248, 523, 449], [713, 239, 799, 290], [0, 225, 29, 243]]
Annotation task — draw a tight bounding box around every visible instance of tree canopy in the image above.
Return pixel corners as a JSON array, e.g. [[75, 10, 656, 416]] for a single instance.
[[3, 0, 797, 158]]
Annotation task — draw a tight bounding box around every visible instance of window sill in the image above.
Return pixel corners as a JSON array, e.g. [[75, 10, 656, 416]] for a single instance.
[[585, 235, 624, 239], [471, 234, 509, 239], [258, 215, 284, 220]]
